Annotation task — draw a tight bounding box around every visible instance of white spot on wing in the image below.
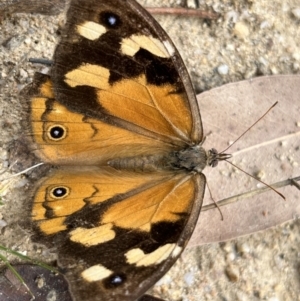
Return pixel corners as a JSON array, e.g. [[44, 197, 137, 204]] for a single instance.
[[82, 264, 113, 282], [163, 40, 175, 57], [76, 21, 107, 40], [121, 35, 170, 58], [125, 243, 177, 267], [120, 36, 140, 57], [172, 245, 182, 258], [65, 64, 110, 89], [70, 223, 115, 246]]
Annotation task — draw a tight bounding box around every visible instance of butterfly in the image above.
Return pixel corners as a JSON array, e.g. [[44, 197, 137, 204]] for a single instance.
[[24, 0, 229, 300]]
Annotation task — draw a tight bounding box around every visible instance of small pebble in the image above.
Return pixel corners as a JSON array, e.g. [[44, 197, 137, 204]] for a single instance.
[[155, 274, 172, 286], [46, 290, 57, 300], [14, 178, 28, 188], [184, 272, 194, 286], [259, 56, 268, 66], [225, 265, 240, 282], [267, 297, 280, 301], [270, 66, 279, 74], [24, 37, 32, 45], [226, 252, 236, 261], [293, 62, 299, 71], [291, 7, 300, 19], [187, 0, 197, 9], [236, 291, 249, 301], [222, 242, 233, 253], [2, 161, 9, 168], [233, 22, 250, 39], [260, 20, 270, 29], [237, 242, 251, 255], [19, 68, 28, 80], [217, 64, 229, 75], [0, 149, 8, 161], [4, 36, 25, 50], [0, 219, 7, 228], [255, 170, 266, 180], [280, 140, 287, 147], [226, 11, 239, 23], [36, 276, 45, 288]]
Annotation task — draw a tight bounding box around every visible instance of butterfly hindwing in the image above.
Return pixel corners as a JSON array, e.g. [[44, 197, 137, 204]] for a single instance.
[[31, 167, 205, 301]]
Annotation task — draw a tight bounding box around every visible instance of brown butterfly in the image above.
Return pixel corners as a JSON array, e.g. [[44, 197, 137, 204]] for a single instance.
[[24, 0, 229, 300]]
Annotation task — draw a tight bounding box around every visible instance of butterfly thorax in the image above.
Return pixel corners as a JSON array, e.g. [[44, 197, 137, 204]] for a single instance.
[[108, 145, 209, 173]]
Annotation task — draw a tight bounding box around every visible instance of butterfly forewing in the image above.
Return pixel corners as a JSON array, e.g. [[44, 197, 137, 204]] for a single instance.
[[28, 73, 177, 165], [52, 0, 203, 145], [25, 0, 207, 300]]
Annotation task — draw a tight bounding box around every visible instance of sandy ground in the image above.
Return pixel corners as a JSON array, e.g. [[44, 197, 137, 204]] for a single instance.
[[0, 0, 299, 300]]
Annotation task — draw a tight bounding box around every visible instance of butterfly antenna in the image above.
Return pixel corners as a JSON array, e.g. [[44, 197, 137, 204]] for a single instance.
[[220, 101, 278, 154], [210, 101, 285, 204], [225, 159, 285, 200]]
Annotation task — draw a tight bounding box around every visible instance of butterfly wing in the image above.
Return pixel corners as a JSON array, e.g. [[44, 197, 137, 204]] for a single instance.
[[51, 0, 203, 147], [26, 73, 178, 165], [31, 167, 205, 301], [27, 0, 203, 165], [24, 0, 207, 300]]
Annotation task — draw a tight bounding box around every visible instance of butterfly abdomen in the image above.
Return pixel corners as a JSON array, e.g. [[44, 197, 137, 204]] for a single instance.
[[107, 145, 208, 173], [107, 154, 168, 172]]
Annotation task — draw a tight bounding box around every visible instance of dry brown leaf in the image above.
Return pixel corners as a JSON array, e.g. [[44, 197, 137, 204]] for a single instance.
[[189, 75, 300, 247]]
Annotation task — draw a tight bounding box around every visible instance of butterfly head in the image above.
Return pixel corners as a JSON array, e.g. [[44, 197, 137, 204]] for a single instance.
[[207, 148, 232, 168]]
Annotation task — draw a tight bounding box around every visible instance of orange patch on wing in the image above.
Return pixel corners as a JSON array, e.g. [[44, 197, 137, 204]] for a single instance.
[[38, 77, 54, 98], [37, 217, 67, 235], [30, 97, 174, 165], [149, 84, 192, 139], [102, 174, 195, 232], [98, 74, 193, 141], [32, 168, 174, 235]]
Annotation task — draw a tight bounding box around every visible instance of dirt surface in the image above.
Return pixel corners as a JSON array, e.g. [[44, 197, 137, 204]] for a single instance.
[[0, 0, 299, 300]]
